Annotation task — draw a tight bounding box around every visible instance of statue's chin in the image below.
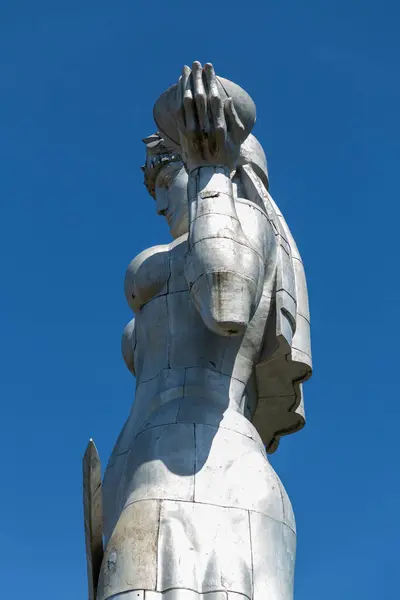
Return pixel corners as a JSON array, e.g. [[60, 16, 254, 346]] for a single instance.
[[169, 219, 189, 240]]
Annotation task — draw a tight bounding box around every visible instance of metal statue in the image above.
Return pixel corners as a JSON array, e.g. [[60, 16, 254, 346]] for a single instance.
[[84, 62, 312, 600]]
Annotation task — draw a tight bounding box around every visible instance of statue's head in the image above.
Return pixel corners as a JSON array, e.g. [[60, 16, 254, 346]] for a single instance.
[[142, 133, 189, 239], [142, 132, 269, 240]]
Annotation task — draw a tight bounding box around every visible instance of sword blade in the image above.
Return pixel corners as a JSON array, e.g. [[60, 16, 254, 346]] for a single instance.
[[83, 439, 104, 600]]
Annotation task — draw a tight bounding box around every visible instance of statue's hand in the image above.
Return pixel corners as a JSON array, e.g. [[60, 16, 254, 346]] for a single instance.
[[175, 62, 245, 172]]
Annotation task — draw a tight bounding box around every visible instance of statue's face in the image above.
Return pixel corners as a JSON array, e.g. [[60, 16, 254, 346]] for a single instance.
[[155, 162, 189, 239]]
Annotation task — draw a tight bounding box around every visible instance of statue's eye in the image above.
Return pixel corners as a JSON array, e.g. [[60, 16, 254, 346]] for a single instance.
[[156, 163, 181, 191]]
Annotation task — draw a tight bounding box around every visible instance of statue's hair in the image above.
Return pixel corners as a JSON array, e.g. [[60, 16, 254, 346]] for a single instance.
[[142, 133, 183, 199], [237, 134, 269, 190]]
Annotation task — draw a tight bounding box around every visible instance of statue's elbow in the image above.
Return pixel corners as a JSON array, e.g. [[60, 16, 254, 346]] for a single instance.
[[207, 317, 248, 337], [191, 271, 257, 337]]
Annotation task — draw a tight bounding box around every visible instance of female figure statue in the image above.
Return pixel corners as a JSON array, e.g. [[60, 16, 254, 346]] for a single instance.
[[96, 62, 312, 600]]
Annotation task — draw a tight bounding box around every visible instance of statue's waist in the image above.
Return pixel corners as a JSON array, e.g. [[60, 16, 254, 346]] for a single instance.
[[134, 366, 252, 416], [145, 384, 244, 414]]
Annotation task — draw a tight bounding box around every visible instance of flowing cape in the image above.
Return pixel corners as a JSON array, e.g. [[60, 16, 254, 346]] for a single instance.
[[241, 164, 312, 453]]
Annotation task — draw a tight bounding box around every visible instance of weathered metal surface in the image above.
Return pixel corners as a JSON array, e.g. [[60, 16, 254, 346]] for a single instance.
[[97, 500, 161, 598], [156, 501, 252, 596], [249, 512, 296, 600], [107, 591, 249, 599]]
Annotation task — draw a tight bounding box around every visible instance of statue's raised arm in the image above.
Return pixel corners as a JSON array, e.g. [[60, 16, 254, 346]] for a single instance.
[[174, 63, 268, 336]]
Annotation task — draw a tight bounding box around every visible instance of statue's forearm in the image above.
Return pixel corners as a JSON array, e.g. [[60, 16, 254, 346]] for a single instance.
[[184, 166, 262, 336]]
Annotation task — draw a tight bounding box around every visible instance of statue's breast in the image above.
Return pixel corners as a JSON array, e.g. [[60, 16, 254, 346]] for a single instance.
[[124, 236, 189, 313], [124, 244, 170, 312]]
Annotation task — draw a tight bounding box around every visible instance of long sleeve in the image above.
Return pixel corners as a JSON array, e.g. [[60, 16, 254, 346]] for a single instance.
[[184, 166, 265, 336]]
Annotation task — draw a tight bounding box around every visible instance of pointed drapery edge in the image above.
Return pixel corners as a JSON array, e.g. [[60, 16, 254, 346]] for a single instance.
[[83, 439, 104, 600]]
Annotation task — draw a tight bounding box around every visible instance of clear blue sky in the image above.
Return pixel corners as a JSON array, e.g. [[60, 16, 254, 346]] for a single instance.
[[1, 1, 399, 598]]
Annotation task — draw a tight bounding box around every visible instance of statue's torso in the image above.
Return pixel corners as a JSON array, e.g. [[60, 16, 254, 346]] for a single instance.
[[102, 200, 280, 541], [133, 235, 254, 407], [127, 198, 277, 425]]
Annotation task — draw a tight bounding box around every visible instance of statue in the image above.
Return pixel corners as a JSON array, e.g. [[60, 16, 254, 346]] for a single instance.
[[83, 62, 312, 600]]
